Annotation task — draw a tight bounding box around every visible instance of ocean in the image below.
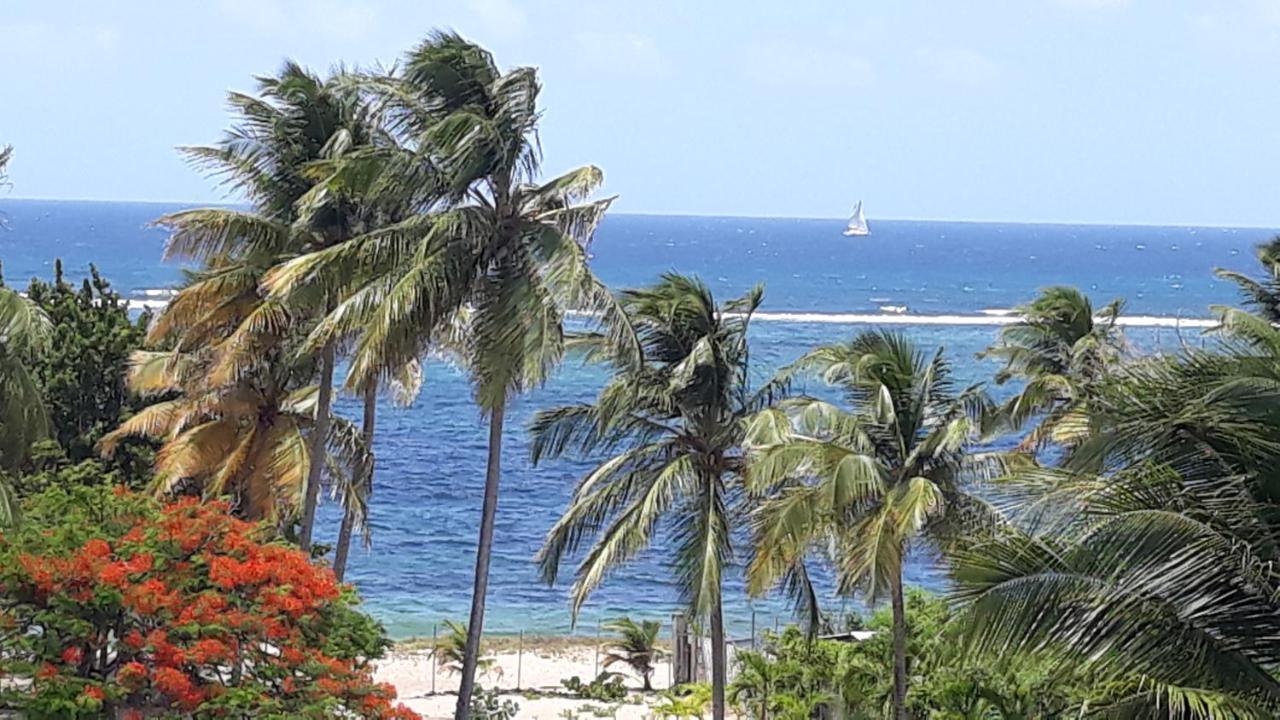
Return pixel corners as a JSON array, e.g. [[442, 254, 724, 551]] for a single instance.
[[1, 198, 1273, 638]]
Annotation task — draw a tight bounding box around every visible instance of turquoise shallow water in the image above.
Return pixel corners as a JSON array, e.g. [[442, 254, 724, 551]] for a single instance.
[[1, 199, 1273, 637]]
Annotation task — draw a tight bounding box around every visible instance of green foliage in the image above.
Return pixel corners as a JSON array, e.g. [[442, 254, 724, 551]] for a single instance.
[[601, 617, 663, 690], [729, 592, 1082, 720], [561, 672, 627, 702], [653, 683, 712, 719], [24, 261, 150, 466], [0, 274, 52, 473], [437, 619, 496, 677], [953, 251, 1280, 717], [0, 262, 153, 511], [469, 687, 519, 720]]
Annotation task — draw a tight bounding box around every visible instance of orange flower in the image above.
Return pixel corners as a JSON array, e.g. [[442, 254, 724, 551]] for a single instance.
[[117, 661, 148, 689], [61, 646, 84, 665], [80, 685, 105, 702], [82, 539, 112, 559]]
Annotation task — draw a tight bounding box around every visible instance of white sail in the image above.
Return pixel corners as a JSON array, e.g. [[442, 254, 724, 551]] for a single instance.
[[843, 201, 869, 236]]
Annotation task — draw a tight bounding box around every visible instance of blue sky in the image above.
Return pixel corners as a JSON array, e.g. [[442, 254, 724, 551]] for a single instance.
[[3, 0, 1280, 226]]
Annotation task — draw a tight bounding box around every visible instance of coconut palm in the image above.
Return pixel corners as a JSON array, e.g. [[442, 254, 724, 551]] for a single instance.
[[0, 145, 11, 187], [99, 347, 370, 522], [0, 282, 52, 523], [532, 274, 786, 720], [978, 286, 1124, 450], [1216, 237, 1280, 323], [135, 61, 382, 548], [602, 617, 663, 691], [744, 331, 998, 720], [952, 305, 1280, 717], [263, 33, 620, 720]]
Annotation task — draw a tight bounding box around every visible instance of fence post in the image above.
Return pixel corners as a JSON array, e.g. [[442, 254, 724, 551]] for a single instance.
[[431, 623, 437, 694], [751, 611, 757, 650], [594, 620, 602, 678], [672, 614, 687, 686], [666, 620, 672, 689], [517, 630, 524, 691]]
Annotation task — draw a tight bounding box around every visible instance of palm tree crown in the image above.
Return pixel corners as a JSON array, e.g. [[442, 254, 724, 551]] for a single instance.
[[979, 286, 1124, 450], [532, 273, 780, 720], [745, 330, 997, 719], [108, 62, 377, 530]]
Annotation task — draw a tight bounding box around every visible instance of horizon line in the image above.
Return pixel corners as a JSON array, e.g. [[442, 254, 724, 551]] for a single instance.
[[3, 195, 1278, 232]]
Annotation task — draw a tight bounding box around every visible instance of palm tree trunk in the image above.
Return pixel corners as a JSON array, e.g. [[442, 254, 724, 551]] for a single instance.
[[454, 397, 505, 720], [890, 564, 909, 720], [710, 591, 727, 720], [334, 381, 377, 581], [299, 342, 335, 553]]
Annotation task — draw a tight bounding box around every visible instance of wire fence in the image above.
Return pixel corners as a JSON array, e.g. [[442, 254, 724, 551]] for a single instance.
[[397, 611, 797, 698]]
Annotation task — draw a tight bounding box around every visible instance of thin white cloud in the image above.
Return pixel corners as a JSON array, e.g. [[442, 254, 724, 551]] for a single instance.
[[466, 0, 527, 40], [919, 47, 1003, 91], [0, 21, 123, 56], [93, 26, 121, 51], [742, 42, 875, 91], [213, 0, 381, 42], [1051, 0, 1130, 8], [575, 31, 665, 76]]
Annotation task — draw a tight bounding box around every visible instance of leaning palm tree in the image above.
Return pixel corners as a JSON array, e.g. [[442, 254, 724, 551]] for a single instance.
[[532, 274, 784, 720], [602, 617, 663, 691], [263, 33, 620, 720], [978, 286, 1124, 450], [142, 61, 380, 549], [744, 331, 997, 720]]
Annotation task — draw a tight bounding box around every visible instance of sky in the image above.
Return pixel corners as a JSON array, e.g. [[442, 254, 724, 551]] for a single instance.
[[3, 0, 1280, 226]]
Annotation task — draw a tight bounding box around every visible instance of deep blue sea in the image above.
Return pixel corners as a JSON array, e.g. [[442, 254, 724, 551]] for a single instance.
[[1, 198, 1274, 638]]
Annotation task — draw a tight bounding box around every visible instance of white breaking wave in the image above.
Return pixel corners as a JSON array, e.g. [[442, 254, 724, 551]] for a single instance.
[[566, 308, 1217, 329], [125, 288, 178, 311], [126, 298, 171, 311], [748, 311, 1216, 329]]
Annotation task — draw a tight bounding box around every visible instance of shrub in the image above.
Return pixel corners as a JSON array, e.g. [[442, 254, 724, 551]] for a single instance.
[[0, 485, 419, 718], [653, 682, 711, 718], [560, 672, 626, 702], [24, 262, 153, 474], [470, 686, 519, 720]]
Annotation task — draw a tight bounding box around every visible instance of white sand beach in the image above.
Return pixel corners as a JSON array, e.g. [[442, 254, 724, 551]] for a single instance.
[[375, 641, 680, 720]]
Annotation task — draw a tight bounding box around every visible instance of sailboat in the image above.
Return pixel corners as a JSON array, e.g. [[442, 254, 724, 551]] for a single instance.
[[843, 201, 869, 236]]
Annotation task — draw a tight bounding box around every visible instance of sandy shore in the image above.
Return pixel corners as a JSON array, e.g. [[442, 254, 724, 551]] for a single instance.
[[376, 639, 680, 719]]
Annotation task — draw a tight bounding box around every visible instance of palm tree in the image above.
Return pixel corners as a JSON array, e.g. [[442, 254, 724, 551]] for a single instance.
[[952, 303, 1280, 716], [99, 348, 369, 522], [0, 281, 52, 523], [978, 286, 1124, 450], [1216, 236, 1280, 322], [263, 33, 619, 720], [602, 617, 663, 691], [744, 331, 997, 720], [531, 274, 785, 720], [131, 61, 380, 547], [0, 145, 11, 188], [729, 651, 779, 720]]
